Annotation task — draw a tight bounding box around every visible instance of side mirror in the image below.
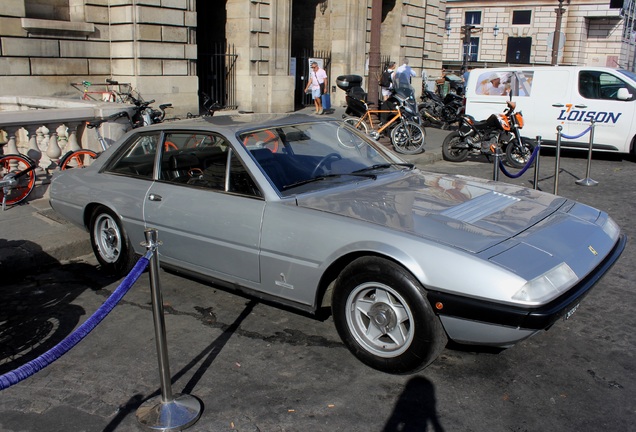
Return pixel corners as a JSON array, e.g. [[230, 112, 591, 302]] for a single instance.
[[617, 87, 632, 100]]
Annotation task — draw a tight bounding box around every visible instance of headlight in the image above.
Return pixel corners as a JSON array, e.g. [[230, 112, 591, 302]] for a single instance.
[[601, 216, 620, 241], [512, 262, 578, 305]]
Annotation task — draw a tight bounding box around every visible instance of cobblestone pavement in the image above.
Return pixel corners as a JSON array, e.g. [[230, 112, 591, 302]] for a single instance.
[[0, 118, 634, 431]]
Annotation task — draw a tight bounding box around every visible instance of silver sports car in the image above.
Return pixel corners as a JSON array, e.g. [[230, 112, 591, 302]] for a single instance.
[[50, 114, 625, 373]]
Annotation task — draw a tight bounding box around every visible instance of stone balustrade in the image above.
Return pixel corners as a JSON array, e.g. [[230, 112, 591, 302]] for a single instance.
[[0, 96, 135, 186]]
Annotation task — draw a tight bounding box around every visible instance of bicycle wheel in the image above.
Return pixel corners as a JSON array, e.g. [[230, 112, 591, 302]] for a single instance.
[[242, 130, 279, 153], [391, 121, 426, 155], [342, 116, 369, 135], [0, 154, 36, 206], [60, 149, 98, 169]]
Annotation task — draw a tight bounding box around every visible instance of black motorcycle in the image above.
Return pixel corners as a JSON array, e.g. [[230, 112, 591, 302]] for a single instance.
[[418, 90, 464, 129], [442, 100, 535, 168]]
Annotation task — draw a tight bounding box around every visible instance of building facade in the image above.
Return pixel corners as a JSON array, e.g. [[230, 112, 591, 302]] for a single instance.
[[0, 0, 449, 116], [442, 0, 636, 72]]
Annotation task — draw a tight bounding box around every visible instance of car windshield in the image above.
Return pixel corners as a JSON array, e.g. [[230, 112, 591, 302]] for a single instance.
[[239, 120, 412, 196], [617, 69, 636, 82]]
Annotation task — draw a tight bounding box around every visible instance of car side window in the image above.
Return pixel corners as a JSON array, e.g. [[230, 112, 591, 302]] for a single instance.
[[579, 71, 633, 101], [104, 133, 159, 179], [160, 132, 261, 197]]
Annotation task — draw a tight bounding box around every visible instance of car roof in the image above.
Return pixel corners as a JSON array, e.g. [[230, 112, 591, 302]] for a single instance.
[[140, 113, 331, 136]]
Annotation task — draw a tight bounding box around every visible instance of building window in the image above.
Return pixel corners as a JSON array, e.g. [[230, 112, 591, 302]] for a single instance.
[[464, 37, 480, 62], [25, 0, 70, 20], [506, 37, 532, 64], [512, 11, 532, 25], [465, 11, 482, 26]]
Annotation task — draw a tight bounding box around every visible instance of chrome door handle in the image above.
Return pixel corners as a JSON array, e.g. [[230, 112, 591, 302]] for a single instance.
[[552, 103, 565, 107], [574, 104, 587, 108], [148, 194, 162, 201]]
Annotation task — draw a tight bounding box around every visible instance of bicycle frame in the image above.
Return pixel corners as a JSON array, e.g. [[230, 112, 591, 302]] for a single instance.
[[357, 108, 402, 135]]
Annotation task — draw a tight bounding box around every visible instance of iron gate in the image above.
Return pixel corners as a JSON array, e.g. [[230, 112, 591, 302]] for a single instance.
[[199, 42, 238, 110]]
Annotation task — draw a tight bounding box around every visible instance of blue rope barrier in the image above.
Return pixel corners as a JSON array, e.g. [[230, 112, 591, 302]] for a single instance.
[[0, 253, 151, 391], [561, 126, 591, 140], [498, 144, 540, 179]]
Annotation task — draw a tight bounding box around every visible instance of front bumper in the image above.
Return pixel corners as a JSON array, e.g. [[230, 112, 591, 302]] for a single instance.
[[428, 234, 626, 347]]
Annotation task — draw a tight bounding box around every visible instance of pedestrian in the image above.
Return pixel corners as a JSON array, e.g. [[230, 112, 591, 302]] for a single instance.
[[305, 61, 328, 115], [394, 57, 416, 89], [380, 61, 396, 101], [463, 66, 473, 84]]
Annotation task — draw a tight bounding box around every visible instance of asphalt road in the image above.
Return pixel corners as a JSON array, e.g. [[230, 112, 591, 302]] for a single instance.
[[0, 146, 634, 432]]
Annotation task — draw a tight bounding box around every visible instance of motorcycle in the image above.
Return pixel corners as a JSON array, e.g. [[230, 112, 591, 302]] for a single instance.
[[442, 100, 535, 168], [418, 90, 464, 129], [125, 94, 172, 127]]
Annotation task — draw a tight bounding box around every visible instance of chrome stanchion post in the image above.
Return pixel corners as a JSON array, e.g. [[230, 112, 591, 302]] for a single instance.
[[576, 120, 599, 187], [492, 146, 500, 181], [554, 126, 562, 195], [136, 228, 202, 431], [533, 136, 541, 190]]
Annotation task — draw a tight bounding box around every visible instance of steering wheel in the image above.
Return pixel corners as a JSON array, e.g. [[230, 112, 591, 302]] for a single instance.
[[311, 152, 342, 178]]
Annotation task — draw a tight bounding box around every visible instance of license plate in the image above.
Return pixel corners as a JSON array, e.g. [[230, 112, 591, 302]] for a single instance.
[[564, 303, 580, 320]]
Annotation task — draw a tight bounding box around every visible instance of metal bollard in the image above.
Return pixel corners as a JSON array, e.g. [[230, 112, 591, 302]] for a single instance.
[[533, 136, 541, 190], [136, 228, 202, 431], [492, 146, 500, 181], [554, 126, 563, 195], [576, 120, 599, 187]]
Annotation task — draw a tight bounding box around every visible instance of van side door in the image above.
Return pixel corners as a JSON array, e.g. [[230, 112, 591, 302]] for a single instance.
[[567, 70, 636, 152]]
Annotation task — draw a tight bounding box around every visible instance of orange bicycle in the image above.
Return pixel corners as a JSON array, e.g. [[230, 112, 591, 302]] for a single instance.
[[342, 94, 425, 155], [0, 153, 37, 209]]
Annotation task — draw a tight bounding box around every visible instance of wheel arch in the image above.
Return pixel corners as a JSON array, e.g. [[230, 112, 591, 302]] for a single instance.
[[315, 248, 426, 311]]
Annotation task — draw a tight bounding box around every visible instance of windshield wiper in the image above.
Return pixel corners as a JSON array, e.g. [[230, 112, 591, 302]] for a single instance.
[[352, 163, 414, 174], [282, 173, 376, 191]]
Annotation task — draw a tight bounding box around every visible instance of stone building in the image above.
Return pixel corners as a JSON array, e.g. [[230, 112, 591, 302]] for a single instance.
[[0, 0, 449, 116], [442, 0, 636, 73]]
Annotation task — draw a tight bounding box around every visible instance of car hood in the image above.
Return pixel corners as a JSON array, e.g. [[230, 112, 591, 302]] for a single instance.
[[296, 170, 567, 254]]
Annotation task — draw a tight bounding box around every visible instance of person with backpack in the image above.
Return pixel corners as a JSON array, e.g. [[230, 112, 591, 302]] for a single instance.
[[380, 61, 396, 101]]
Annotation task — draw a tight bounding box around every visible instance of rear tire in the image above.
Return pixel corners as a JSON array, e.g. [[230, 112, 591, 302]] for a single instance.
[[0, 154, 36, 206], [442, 132, 470, 162], [332, 257, 447, 374], [60, 150, 98, 169], [89, 206, 137, 276], [343, 116, 369, 134]]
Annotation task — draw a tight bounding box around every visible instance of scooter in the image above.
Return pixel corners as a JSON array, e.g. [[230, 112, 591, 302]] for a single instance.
[[442, 100, 535, 168]]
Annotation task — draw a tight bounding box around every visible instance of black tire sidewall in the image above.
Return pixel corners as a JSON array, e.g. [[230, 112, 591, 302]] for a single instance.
[[505, 138, 535, 169], [332, 257, 446, 374], [89, 206, 136, 276], [442, 132, 469, 162]]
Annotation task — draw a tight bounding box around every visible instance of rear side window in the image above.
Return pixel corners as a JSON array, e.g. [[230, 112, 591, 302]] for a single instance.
[[105, 133, 160, 179]]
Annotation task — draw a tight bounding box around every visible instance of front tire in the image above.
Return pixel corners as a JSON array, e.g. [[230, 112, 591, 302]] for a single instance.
[[505, 138, 535, 169], [391, 121, 425, 155], [332, 257, 447, 374], [89, 206, 137, 276], [442, 131, 470, 162]]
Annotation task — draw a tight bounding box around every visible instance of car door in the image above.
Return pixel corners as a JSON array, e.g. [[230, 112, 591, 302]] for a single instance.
[[143, 131, 265, 283], [568, 69, 636, 151], [101, 131, 163, 250]]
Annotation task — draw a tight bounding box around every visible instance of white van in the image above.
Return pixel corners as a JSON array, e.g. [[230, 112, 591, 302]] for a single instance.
[[465, 66, 636, 157]]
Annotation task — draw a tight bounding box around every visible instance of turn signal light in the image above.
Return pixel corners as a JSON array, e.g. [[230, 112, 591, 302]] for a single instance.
[[435, 302, 444, 310]]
